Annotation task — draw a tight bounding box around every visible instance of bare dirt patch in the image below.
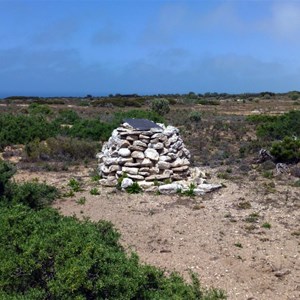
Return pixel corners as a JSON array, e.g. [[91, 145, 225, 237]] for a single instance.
[[14, 165, 300, 300]]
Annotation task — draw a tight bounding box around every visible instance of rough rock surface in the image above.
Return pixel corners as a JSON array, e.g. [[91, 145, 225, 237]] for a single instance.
[[97, 121, 191, 184]]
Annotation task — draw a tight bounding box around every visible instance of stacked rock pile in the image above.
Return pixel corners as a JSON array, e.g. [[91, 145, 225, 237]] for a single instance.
[[97, 120, 191, 187]]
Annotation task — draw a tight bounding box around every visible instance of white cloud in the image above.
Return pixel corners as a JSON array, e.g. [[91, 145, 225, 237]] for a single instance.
[[259, 2, 300, 41]]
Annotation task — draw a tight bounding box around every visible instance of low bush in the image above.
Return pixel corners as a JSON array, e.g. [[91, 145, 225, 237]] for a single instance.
[[270, 137, 300, 163], [150, 98, 170, 116], [28, 103, 53, 116], [0, 205, 226, 299], [189, 111, 202, 123], [0, 114, 59, 150], [10, 181, 59, 209], [252, 111, 300, 140], [25, 136, 99, 162]]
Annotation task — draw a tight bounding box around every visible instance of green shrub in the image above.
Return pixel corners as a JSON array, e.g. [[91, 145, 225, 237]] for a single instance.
[[150, 98, 170, 116], [68, 178, 81, 192], [28, 103, 53, 116], [25, 136, 99, 162], [189, 111, 202, 123], [55, 109, 80, 125], [66, 119, 114, 141], [253, 111, 300, 140], [90, 187, 100, 195], [0, 205, 226, 299], [197, 99, 220, 105], [126, 182, 142, 194], [0, 160, 16, 197], [0, 114, 59, 149], [270, 136, 300, 162], [10, 181, 59, 209]]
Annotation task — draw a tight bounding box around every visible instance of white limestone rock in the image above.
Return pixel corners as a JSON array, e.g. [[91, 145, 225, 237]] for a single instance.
[[157, 161, 171, 170], [121, 178, 133, 189], [159, 183, 182, 195], [131, 151, 145, 160], [122, 166, 139, 175], [145, 148, 159, 161], [118, 148, 131, 157]]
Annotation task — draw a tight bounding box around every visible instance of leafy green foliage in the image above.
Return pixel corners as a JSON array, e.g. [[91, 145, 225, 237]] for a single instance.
[[250, 111, 300, 140], [68, 178, 81, 192], [0, 205, 226, 299], [55, 109, 80, 124], [0, 114, 59, 149], [25, 136, 99, 162], [189, 111, 202, 123], [90, 187, 100, 195], [126, 182, 142, 194], [150, 98, 170, 116], [0, 160, 16, 196], [10, 181, 59, 209], [28, 103, 53, 116], [270, 136, 300, 163]]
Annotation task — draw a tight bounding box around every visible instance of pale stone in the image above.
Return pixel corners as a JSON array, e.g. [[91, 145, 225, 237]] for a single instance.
[[128, 145, 145, 152], [172, 166, 189, 172], [120, 130, 142, 136], [150, 138, 160, 144], [168, 135, 178, 144], [118, 157, 133, 165], [194, 188, 205, 196], [127, 174, 145, 180], [138, 181, 154, 189], [159, 183, 183, 194], [157, 161, 171, 169], [119, 140, 131, 148], [131, 151, 145, 159], [151, 133, 163, 139], [171, 140, 183, 150], [99, 178, 117, 187], [133, 140, 148, 148], [138, 171, 150, 176], [159, 155, 172, 162], [144, 186, 159, 193], [122, 122, 133, 129], [163, 169, 173, 176], [140, 158, 153, 167], [100, 165, 110, 174], [126, 136, 138, 142], [149, 167, 160, 174], [140, 139, 150, 144], [164, 140, 171, 147], [124, 162, 141, 167], [171, 158, 183, 168], [153, 142, 164, 150], [145, 148, 159, 161], [139, 134, 150, 139], [118, 148, 131, 157], [121, 178, 133, 189], [145, 174, 170, 181], [140, 167, 150, 172], [150, 127, 163, 133], [197, 183, 222, 192], [108, 165, 120, 173], [122, 166, 139, 175], [168, 153, 177, 160], [103, 157, 119, 166], [161, 148, 169, 155]]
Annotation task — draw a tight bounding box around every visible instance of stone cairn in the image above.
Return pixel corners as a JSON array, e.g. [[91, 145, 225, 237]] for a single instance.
[[97, 119, 191, 186]]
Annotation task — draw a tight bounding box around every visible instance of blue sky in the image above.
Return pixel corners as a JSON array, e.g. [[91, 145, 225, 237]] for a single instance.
[[1, 0, 300, 97]]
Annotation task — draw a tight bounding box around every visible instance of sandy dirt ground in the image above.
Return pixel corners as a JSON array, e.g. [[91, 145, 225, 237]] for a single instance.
[[14, 165, 300, 300]]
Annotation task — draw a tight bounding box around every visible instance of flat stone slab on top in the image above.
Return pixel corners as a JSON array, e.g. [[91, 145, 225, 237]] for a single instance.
[[123, 118, 163, 131]]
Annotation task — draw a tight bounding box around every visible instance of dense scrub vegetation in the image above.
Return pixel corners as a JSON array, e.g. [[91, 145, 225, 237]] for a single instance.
[[0, 160, 226, 299], [247, 110, 300, 162]]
